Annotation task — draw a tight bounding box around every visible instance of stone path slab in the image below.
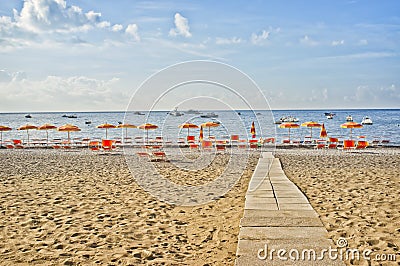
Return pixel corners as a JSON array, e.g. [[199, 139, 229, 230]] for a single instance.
[[235, 152, 345, 266]]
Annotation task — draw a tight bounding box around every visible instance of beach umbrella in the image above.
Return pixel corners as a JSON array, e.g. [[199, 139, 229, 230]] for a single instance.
[[340, 122, 363, 139], [250, 121, 256, 139], [278, 122, 299, 142], [58, 124, 81, 143], [0, 125, 12, 146], [179, 123, 198, 136], [201, 122, 220, 138], [301, 121, 322, 139], [97, 123, 116, 139], [320, 123, 328, 139], [199, 126, 204, 142], [37, 123, 57, 144], [116, 123, 136, 141], [18, 124, 38, 145], [138, 123, 158, 143]]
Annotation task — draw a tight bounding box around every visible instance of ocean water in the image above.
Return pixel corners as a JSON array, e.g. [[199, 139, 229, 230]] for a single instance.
[[0, 109, 399, 145]]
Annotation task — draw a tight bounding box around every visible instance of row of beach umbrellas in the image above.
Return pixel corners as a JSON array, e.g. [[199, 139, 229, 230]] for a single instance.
[[278, 121, 364, 141], [0, 121, 363, 146]]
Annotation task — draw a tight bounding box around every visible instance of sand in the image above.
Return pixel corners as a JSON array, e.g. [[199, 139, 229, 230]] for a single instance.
[[0, 147, 399, 265], [276, 148, 400, 266], [0, 149, 258, 265]]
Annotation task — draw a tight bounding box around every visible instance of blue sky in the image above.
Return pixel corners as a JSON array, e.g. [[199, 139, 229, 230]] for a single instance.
[[0, 0, 399, 112]]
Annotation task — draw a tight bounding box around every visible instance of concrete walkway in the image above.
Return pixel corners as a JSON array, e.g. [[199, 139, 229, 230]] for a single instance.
[[235, 152, 345, 265]]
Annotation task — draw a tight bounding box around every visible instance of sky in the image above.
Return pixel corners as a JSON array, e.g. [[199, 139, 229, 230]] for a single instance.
[[0, 0, 399, 112]]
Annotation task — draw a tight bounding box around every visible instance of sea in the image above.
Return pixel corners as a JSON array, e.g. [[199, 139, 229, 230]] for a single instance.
[[1, 109, 399, 145]]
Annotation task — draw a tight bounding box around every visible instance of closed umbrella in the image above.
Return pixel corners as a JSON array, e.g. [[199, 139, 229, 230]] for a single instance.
[[200, 122, 220, 138], [116, 123, 136, 142], [250, 121, 256, 139], [138, 123, 158, 143], [199, 126, 204, 142], [320, 123, 328, 139], [278, 122, 299, 142], [301, 121, 322, 139], [0, 125, 12, 146], [58, 124, 81, 143], [97, 123, 116, 139], [179, 123, 198, 136], [340, 122, 363, 139], [18, 124, 38, 145], [37, 123, 57, 145]]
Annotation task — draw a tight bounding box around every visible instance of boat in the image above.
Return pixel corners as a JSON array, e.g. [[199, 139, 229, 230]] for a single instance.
[[67, 114, 77, 118], [133, 111, 145, 115], [325, 112, 335, 119], [200, 112, 218, 118], [185, 109, 201, 114], [361, 116, 373, 125], [169, 107, 184, 116], [25, 114, 32, 118], [85, 121, 92, 125], [62, 114, 68, 117], [346, 115, 353, 122]]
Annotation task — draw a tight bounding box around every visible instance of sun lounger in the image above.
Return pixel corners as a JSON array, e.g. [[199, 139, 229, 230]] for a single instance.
[[356, 140, 368, 149], [343, 139, 355, 150], [152, 151, 168, 162]]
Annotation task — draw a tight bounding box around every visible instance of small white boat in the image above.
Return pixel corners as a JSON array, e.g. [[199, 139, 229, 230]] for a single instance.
[[325, 112, 335, 119], [169, 107, 184, 116], [185, 109, 201, 114], [346, 115, 353, 122], [200, 112, 218, 118], [361, 116, 373, 125]]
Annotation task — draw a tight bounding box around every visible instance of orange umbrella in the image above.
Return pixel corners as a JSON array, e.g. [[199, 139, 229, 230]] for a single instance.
[[58, 124, 81, 142], [18, 124, 38, 145], [116, 123, 136, 141], [320, 123, 328, 139], [138, 123, 158, 143], [250, 121, 256, 139], [179, 123, 198, 136], [97, 123, 116, 139], [201, 122, 220, 138], [199, 126, 204, 142], [340, 122, 363, 139], [37, 123, 57, 144], [279, 122, 300, 142], [301, 121, 322, 139], [0, 125, 12, 146]]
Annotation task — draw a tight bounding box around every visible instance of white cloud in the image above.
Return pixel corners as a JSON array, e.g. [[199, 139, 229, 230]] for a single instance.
[[169, 13, 191, 38], [111, 24, 123, 32], [251, 30, 270, 45], [358, 39, 368, 45], [125, 24, 140, 41], [216, 37, 243, 45], [331, 40, 344, 46], [300, 35, 318, 46], [344, 84, 400, 106]]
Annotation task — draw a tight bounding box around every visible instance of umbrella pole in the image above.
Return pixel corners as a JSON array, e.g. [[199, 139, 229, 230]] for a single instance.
[[1, 131, 2, 146], [188, 128, 190, 137], [46, 130, 49, 145], [288, 128, 291, 142], [310, 128, 312, 139], [106, 128, 108, 139], [208, 127, 210, 138], [27, 130, 29, 145], [68, 131, 70, 143]]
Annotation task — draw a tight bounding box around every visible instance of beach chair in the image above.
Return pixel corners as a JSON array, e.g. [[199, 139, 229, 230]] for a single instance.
[[249, 139, 258, 149], [187, 135, 196, 143], [202, 140, 213, 151], [152, 151, 168, 162], [264, 137, 275, 144], [230, 135, 239, 146], [343, 139, 355, 150], [282, 139, 290, 144], [381, 139, 390, 146], [328, 137, 339, 149], [216, 144, 226, 153], [101, 139, 115, 151], [189, 143, 199, 150], [356, 140, 368, 149], [238, 139, 247, 149], [89, 141, 100, 151], [12, 139, 24, 149], [315, 140, 326, 149]]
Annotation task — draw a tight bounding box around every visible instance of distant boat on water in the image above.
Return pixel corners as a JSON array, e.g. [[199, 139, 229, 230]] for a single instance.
[[133, 111, 145, 115], [200, 112, 218, 118], [185, 109, 201, 114], [169, 107, 184, 116], [346, 115, 353, 122], [325, 112, 335, 119], [274, 116, 299, 124], [361, 116, 373, 125], [25, 114, 32, 118]]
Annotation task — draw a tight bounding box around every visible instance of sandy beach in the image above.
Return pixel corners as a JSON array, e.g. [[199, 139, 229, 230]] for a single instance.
[[0, 147, 399, 265]]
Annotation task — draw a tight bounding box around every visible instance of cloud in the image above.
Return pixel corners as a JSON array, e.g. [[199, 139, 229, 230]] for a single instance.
[[358, 39, 368, 45], [0, 74, 125, 111], [169, 13, 191, 38], [216, 37, 243, 45], [344, 84, 400, 107], [0, 0, 126, 47], [251, 30, 270, 45], [125, 24, 140, 41], [300, 35, 318, 46], [331, 40, 344, 46], [0, 69, 27, 82]]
